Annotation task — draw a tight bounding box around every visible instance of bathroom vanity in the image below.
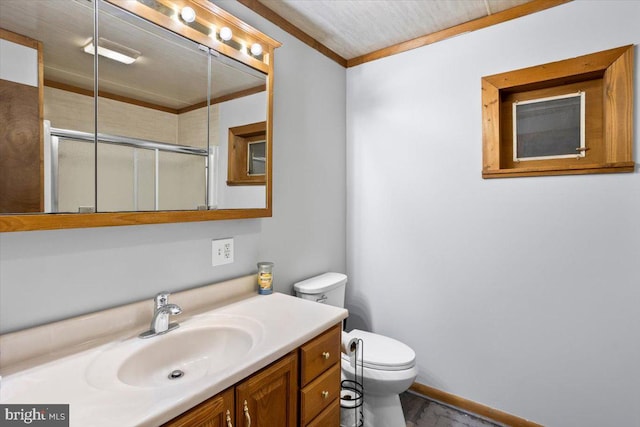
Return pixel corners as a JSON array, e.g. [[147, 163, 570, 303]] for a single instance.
[[0, 276, 348, 426], [163, 324, 341, 426]]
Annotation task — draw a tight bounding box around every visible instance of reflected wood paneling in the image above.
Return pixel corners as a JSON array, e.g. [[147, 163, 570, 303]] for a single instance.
[[46, 80, 267, 116], [0, 29, 43, 213], [45, 80, 178, 114], [177, 84, 267, 114], [0, 81, 42, 213]]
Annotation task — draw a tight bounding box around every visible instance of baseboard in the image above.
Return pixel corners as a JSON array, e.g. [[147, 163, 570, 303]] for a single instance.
[[409, 383, 544, 427]]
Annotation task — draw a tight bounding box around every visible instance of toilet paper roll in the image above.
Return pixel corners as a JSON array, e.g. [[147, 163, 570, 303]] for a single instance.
[[341, 331, 358, 368], [341, 331, 357, 354]]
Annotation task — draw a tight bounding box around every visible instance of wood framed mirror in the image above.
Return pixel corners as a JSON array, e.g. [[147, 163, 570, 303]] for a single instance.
[[0, 0, 280, 232]]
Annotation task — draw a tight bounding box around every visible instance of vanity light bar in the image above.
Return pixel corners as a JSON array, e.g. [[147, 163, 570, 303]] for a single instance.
[[83, 37, 141, 64], [131, 0, 272, 61], [215, 27, 262, 58]]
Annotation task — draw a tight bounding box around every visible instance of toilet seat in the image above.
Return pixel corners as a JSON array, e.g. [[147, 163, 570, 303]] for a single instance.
[[342, 329, 415, 371]]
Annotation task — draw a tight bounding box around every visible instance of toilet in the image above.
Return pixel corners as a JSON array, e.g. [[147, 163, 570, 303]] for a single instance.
[[294, 272, 417, 427]]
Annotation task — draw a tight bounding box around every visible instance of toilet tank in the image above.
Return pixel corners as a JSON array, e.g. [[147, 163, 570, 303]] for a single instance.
[[293, 272, 347, 308]]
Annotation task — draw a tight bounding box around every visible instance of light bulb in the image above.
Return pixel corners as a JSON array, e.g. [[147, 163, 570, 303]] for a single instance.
[[250, 43, 263, 56], [180, 6, 196, 23], [219, 26, 232, 41]]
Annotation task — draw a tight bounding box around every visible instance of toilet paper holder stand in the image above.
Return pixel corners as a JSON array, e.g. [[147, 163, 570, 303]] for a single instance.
[[340, 338, 364, 427]]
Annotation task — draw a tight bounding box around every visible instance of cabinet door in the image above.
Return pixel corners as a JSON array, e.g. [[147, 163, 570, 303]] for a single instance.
[[162, 387, 234, 427], [236, 352, 298, 427]]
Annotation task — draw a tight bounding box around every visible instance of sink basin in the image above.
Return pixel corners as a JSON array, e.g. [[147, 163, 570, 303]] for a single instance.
[[86, 314, 263, 389]]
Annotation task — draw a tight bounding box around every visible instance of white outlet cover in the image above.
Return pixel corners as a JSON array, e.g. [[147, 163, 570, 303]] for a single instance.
[[212, 238, 234, 266]]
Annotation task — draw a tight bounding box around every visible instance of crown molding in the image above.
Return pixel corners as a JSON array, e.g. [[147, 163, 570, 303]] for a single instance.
[[236, 0, 348, 67], [238, 0, 573, 68]]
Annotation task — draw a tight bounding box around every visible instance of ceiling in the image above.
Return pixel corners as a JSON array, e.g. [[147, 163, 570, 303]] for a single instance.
[[246, 0, 560, 65]]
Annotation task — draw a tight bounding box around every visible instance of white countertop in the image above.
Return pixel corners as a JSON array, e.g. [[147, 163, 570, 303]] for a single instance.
[[0, 293, 348, 426]]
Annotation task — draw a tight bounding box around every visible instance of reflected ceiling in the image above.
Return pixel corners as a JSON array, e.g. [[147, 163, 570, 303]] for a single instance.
[[0, 0, 264, 109]]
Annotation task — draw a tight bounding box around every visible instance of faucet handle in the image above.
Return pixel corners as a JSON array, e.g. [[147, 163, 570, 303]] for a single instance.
[[154, 292, 170, 309]]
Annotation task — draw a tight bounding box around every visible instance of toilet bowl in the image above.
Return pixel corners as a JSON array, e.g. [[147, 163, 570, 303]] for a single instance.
[[294, 273, 417, 427], [340, 329, 417, 427]]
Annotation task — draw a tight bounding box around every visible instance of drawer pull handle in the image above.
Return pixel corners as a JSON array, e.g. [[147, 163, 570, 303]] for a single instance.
[[322, 351, 330, 360], [243, 400, 251, 427], [321, 390, 329, 399], [226, 409, 233, 427]]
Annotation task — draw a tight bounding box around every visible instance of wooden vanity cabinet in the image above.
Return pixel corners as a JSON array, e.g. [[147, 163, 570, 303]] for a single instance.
[[162, 353, 297, 427], [236, 352, 298, 426], [162, 387, 234, 427], [299, 324, 342, 426], [162, 323, 341, 427]]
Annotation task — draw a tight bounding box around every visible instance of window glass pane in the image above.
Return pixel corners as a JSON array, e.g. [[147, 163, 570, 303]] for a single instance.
[[248, 141, 266, 175], [514, 94, 582, 160]]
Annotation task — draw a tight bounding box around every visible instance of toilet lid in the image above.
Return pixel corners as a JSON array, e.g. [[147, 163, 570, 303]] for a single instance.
[[342, 329, 415, 371]]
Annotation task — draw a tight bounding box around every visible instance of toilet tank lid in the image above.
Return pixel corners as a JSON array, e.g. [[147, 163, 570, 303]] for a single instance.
[[293, 272, 347, 294]]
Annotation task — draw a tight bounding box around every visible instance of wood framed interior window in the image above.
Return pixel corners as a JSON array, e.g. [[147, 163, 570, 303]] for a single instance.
[[482, 45, 634, 178], [228, 121, 267, 185]]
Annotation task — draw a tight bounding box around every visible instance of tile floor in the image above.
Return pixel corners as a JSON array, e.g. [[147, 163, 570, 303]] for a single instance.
[[400, 392, 505, 427]]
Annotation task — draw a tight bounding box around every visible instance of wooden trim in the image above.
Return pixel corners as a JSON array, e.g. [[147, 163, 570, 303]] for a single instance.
[[0, 28, 40, 49], [46, 80, 266, 116], [107, 0, 276, 74], [266, 51, 274, 215], [0, 208, 271, 232], [410, 382, 543, 427], [177, 84, 266, 114], [348, 0, 573, 67], [44, 80, 179, 114], [227, 121, 267, 186], [483, 162, 635, 178], [1, 0, 277, 231], [236, 0, 348, 67], [37, 39, 44, 211], [214, 85, 266, 107], [190, 0, 281, 49], [237, 0, 571, 68], [604, 45, 634, 163], [482, 45, 634, 179], [482, 45, 632, 90]]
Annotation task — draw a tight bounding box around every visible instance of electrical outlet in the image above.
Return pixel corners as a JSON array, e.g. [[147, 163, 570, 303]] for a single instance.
[[212, 238, 234, 266]]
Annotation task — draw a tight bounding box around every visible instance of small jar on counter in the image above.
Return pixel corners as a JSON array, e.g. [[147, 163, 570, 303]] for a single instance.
[[257, 262, 274, 295]]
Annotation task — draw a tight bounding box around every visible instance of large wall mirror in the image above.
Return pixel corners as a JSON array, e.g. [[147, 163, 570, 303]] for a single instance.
[[0, 0, 279, 231]]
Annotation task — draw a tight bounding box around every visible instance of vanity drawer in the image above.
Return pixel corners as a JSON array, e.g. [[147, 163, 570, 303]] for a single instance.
[[300, 323, 341, 386], [300, 363, 341, 425], [306, 399, 340, 427]]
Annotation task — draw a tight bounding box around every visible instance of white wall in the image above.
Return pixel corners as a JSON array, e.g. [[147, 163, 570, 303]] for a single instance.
[[0, 0, 346, 333], [346, 1, 640, 426], [217, 91, 267, 209]]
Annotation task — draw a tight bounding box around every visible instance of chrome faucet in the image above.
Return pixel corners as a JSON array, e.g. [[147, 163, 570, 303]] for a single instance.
[[139, 292, 182, 339]]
